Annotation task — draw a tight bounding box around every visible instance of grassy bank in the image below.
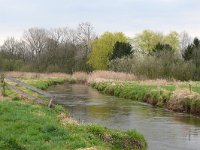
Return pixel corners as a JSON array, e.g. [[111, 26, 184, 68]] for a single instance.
[[0, 100, 147, 150], [5, 71, 200, 116], [1, 76, 147, 150], [91, 81, 200, 116], [22, 78, 66, 90]]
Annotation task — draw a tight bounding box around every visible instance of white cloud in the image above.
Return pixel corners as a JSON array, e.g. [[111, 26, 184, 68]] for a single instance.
[[0, 0, 200, 44]]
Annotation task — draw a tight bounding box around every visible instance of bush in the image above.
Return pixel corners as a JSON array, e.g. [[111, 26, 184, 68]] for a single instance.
[[109, 52, 195, 81]]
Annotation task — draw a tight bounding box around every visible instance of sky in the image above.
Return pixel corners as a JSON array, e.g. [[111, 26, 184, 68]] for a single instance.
[[0, 0, 200, 44]]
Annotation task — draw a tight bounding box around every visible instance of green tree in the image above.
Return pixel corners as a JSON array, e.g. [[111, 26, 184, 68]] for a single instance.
[[133, 30, 163, 53], [152, 42, 173, 55], [133, 30, 180, 54], [183, 44, 194, 61], [164, 31, 180, 51], [110, 42, 132, 60], [88, 32, 127, 70], [183, 37, 200, 61]]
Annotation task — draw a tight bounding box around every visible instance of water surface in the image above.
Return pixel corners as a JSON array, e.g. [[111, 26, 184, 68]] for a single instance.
[[47, 83, 200, 150]]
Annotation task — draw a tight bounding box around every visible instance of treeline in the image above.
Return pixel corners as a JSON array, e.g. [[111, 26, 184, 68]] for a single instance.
[[0, 22, 95, 73], [109, 31, 200, 81], [0, 24, 200, 80]]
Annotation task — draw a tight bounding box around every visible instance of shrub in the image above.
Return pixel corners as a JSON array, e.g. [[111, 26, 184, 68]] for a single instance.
[[109, 53, 195, 81]]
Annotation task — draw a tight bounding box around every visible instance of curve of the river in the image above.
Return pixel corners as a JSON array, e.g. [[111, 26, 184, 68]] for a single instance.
[[47, 83, 200, 150]]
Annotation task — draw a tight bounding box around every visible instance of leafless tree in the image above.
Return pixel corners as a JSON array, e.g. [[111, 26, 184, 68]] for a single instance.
[[15, 40, 29, 61], [1, 37, 18, 57], [77, 22, 96, 55], [49, 27, 78, 45], [23, 28, 48, 57], [180, 31, 192, 53]]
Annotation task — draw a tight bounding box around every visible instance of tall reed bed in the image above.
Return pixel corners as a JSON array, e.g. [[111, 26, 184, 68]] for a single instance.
[[5, 71, 71, 79]]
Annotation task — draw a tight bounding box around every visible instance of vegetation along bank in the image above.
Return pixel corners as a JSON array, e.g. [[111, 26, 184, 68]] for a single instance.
[[91, 80, 200, 116], [0, 74, 147, 150]]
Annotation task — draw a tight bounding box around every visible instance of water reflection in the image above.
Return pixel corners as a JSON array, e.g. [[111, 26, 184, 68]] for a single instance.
[[47, 83, 200, 150]]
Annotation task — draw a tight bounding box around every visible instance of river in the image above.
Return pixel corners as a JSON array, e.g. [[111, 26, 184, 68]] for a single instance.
[[47, 83, 200, 150]]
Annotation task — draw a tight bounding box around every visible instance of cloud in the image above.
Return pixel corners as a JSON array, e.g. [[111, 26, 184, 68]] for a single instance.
[[0, 0, 200, 44]]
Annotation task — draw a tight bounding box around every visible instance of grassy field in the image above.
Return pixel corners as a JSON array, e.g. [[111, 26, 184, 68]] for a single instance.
[[91, 81, 200, 115], [0, 76, 147, 150]]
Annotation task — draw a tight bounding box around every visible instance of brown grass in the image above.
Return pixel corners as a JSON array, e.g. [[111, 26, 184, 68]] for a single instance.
[[140, 79, 169, 86], [167, 90, 200, 112], [5, 71, 71, 79], [87, 71, 136, 84], [6, 71, 135, 83], [58, 113, 78, 125], [72, 72, 88, 83]]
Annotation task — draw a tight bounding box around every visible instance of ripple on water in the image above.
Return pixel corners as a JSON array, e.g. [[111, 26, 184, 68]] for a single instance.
[[47, 84, 200, 150]]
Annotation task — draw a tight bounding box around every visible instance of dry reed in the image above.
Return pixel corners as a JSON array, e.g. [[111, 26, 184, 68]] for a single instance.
[[87, 71, 136, 84], [5, 71, 71, 79], [72, 72, 88, 83]]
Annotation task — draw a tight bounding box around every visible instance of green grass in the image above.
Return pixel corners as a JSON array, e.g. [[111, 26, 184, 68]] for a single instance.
[[92, 81, 200, 115], [22, 78, 65, 90], [0, 100, 146, 150], [2, 77, 147, 149]]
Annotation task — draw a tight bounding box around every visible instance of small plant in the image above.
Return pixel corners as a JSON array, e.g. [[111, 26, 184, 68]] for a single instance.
[[54, 105, 66, 114], [12, 96, 20, 101]]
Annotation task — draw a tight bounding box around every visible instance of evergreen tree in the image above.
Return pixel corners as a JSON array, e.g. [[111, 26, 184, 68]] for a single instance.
[[183, 37, 200, 61], [110, 42, 132, 60]]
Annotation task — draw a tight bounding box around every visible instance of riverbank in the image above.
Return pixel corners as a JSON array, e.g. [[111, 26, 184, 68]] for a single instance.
[[5, 71, 200, 116], [1, 76, 147, 150], [91, 81, 200, 116]]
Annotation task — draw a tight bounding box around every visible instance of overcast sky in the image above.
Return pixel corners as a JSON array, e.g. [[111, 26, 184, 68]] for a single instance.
[[0, 0, 199, 44]]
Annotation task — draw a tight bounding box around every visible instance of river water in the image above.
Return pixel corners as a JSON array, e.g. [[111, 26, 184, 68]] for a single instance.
[[47, 83, 200, 150]]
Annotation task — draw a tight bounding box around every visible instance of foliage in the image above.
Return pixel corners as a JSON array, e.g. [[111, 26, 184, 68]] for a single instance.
[[152, 42, 173, 54], [182, 37, 200, 80], [133, 30, 180, 54], [163, 31, 180, 51], [0, 27, 200, 81], [133, 30, 163, 53], [0, 23, 96, 73], [110, 42, 133, 60], [88, 32, 127, 70], [109, 51, 195, 81], [92, 81, 200, 115], [183, 37, 200, 61]]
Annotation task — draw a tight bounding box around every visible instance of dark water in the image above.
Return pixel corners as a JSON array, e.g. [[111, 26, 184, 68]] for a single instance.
[[47, 83, 200, 150]]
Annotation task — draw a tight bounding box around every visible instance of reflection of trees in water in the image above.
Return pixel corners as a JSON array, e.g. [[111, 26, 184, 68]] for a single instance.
[[187, 128, 200, 141], [172, 115, 200, 141], [71, 84, 89, 95], [173, 115, 200, 127], [85, 101, 133, 120], [51, 83, 200, 145]]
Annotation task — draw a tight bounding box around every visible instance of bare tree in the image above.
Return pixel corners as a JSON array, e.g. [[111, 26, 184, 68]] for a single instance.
[[0, 23, 96, 72], [49, 27, 78, 45], [1, 37, 18, 57], [15, 40, 29, 62], [23, 28, 48, 57], [180, 31, 192, 53], [77, 22, 96, 55]]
